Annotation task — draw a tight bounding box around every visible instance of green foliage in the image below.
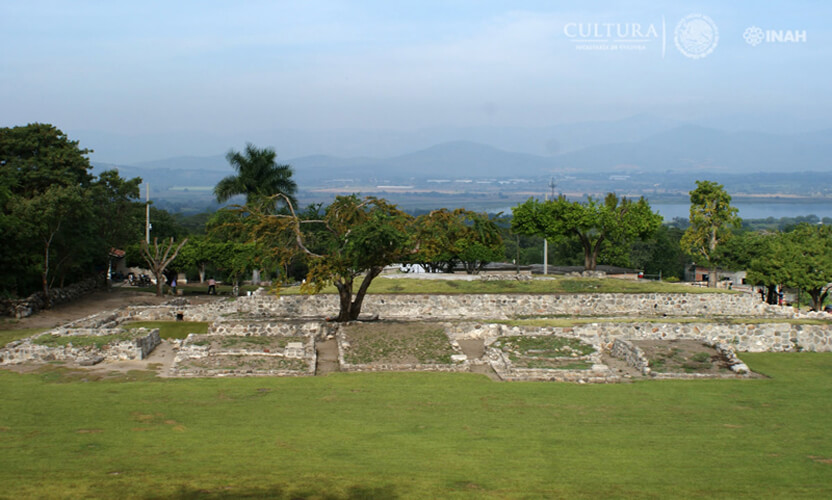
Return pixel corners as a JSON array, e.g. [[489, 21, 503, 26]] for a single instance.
[[681, 180, 741, 285], [250, 195, 413, 321], [214, 143, 297, 212], [0, 124, 146, 298], [0, 123, 93, 196], [410, 209, 504, 273], [781, 224, 832, 311], [512, 193, 662, 270]]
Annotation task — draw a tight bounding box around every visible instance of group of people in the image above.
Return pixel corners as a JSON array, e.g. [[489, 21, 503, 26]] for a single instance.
[[154, 269, 220, 295]]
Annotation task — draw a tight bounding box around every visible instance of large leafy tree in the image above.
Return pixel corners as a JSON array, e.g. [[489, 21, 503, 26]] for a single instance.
[[410, 209, 504, 274], [740, 225, 832, 310], [0, 123, 94, 196], [1, 124, 144, 301], [89, 170, 144, 286], [7, 185, 92, 305], [743, 231, 790, 305], [250, 194, 413, 322], [780, 224, 832, 311], [214, 143, 297, 212], [681, 180, 741, 287], [512, 193, 662, 271]]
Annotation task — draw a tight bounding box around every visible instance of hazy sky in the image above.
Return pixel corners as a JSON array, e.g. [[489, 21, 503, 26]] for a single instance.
[[2, 1, 829, 160]]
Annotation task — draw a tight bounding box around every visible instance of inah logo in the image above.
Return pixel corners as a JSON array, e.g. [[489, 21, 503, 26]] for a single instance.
[[743, 26, 765, 46], [743, 26, 807, 46], [674, 14, 718, 59]]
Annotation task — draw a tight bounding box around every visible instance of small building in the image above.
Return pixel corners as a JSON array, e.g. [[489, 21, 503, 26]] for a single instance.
[[685, 265, 747, 286]]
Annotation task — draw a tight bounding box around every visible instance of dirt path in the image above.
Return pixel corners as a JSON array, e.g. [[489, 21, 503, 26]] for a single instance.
[[1, 288, 216, 331], [315, 339, 340, 375]]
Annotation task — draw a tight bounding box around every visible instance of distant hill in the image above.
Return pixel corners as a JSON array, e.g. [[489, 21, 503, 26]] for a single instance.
[[92, 125, 832, 188]]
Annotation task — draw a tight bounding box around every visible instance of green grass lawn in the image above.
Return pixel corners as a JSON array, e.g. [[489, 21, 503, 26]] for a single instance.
[[1, 353, 831, 499], [277, 275, 734, 296], [0, 327, 47, 348], [124, 321, 209, 340]]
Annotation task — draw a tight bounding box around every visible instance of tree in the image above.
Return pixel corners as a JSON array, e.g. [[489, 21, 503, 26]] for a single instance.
[[141, 237, 189, 297], [780, 224, 832, 311], [744, 231, 789, 305], [0, 123, 94, 196], [511, 194, 662, 271], [0, 124, 146, 301], [89, 170, 144, 287], [214, 143, 297, 212], [7, 185, 91, 306], [410, 209, 504, 274], [627, 225, 687, 279], [250, 194, 413, 322], [681, 180, 741, 287]]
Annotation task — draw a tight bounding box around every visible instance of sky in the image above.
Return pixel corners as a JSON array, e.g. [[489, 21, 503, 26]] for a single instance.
[[1, 1, 829, 162]]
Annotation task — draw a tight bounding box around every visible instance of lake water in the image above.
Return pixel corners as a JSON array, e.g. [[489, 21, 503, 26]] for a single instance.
[[494, 202, 832, 221], [652, 203, 832, 221]]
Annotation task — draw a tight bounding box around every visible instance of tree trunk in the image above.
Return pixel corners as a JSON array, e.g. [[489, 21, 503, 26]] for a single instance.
[[198, 263, 206, 283], [42, 241, 51, 309], [155, 271, 164, 297], [349, 268, 382, 320], [708, 267, 717, 288], [808, 288, 827, 312], [334, 280, 353, 322], [766, 285, 778, 305]]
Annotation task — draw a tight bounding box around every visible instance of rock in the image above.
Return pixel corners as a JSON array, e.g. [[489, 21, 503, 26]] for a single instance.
[[730, 363, 749, 374], [79, 356, 105, 366]]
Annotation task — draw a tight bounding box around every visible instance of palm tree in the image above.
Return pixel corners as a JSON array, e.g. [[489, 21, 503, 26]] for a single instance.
[[214, 143, 298, 212]]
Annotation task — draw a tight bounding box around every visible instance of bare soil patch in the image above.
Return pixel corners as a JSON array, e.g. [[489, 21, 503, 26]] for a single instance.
[[632, 339, 733, 374], [341, 321, 456, 365]]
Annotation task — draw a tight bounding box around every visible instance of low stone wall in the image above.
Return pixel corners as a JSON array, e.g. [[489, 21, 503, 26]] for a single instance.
[[610, 339, 750, 377], [611, 338, 648, 374], [0, 328, 161, 365], [209, 319, 335, 339], [0, 277, 104, 319], [447, 321, 831, 353], [335, 330, 469, 374], [170, 333, 317, 377], [486, 346, 619, 383], [234, 292, 789, 320]]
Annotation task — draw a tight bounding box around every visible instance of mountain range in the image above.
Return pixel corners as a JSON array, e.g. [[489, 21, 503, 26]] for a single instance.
[[91, 119, 832, 187]]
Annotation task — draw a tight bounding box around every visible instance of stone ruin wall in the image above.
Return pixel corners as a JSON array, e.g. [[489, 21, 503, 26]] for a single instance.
[[0, 328, 161, 365], [233, 292, 789, 320], [0, 277, 104, 319], [444, 321, 830, 353]]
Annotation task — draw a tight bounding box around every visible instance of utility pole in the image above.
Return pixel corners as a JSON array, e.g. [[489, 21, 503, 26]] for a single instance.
[[145, 183, 150, 243], [543, 177, 557, 275]]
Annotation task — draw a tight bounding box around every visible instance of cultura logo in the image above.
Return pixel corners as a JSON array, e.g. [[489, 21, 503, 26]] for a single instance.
[[743, 26, 765, 46], [674, 13, 719, 59]]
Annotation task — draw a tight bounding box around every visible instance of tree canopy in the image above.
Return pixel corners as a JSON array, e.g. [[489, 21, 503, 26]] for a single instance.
[[214, 143, 297, 213], [410, 209, 504, 274], [681, 180, 741, 286], [511, 193, 662, 271], [249, 194, 413, 321], [0, 124, 145, 300]]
